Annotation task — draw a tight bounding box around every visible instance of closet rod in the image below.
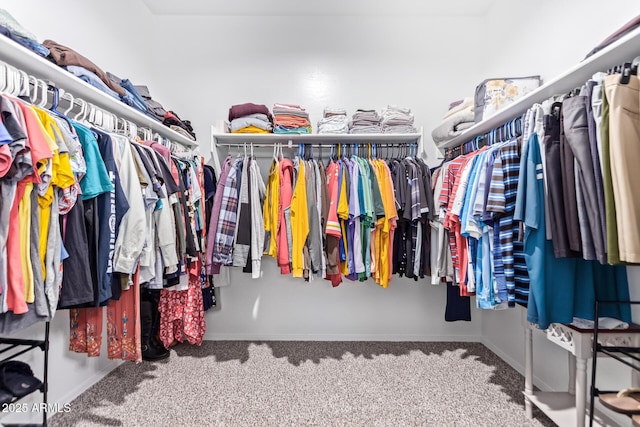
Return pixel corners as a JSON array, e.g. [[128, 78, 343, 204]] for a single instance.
[[215, 142, 418, 148]]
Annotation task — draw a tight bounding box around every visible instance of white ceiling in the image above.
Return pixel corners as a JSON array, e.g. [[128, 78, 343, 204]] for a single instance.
[[141, 0, 496, 16]]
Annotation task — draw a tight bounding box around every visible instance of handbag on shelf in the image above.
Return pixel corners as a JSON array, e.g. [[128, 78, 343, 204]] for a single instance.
[[474, 75, 541, 122]]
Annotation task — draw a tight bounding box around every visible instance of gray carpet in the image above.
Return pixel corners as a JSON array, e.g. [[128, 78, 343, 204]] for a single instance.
[[50, 342, 555, 427]]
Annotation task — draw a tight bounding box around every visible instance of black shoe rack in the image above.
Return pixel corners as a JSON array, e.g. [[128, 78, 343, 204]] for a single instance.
[[589, 301, 640, 427], [0, 321, 50, 427]]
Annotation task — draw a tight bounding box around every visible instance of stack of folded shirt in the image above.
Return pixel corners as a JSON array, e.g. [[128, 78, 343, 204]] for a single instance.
[[0, 9, 49, 58], [228, 103, 273, 134], [107, 72, 149, 115], [273, 103, 312, 134], [163, 111, 196, 141], [317, 107, 348, 134], [431, 97, 475, 147], [349, 109, 382, 134], [381, 105, 417, 133], [134, 85, 167, 122]]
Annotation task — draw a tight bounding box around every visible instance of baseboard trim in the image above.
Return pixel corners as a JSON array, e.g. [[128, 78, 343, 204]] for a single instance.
[[480, 337, 554, 392], [54, 359, 123, 411], [204, 333, 482, 342]]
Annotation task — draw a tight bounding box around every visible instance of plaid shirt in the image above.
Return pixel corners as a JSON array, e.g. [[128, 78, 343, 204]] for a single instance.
[[213, 158, 241, 265]]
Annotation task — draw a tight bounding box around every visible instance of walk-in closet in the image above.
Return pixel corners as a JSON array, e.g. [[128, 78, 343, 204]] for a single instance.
[[0, 1, 639, 426]]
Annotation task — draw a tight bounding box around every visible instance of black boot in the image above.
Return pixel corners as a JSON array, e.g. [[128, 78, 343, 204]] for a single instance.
[[148, 289, 170, 356], [141, 298, 169, 361]]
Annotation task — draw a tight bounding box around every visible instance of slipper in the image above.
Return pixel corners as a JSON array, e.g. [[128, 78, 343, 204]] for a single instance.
[[0, 361, 42, 399], [0, 387, 12, 405], [600, 389, 640, 415]]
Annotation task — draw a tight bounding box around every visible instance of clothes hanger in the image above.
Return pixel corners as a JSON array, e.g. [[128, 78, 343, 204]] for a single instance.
[[61, 91, 75, 116], [6, 65, 19, 96], [48, 85, 60, 113], [0, 63, 7, 93], [72, 98, 86, 121], [39, 80, 49, 108]]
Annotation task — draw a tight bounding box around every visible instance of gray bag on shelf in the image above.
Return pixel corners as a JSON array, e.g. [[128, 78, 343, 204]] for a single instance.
[[474, 76, 541, 122]]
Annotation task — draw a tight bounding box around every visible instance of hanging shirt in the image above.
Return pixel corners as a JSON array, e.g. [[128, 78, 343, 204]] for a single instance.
[[290, 159, 309, 278], [72, 123, 113, 199], [93, 129, 130, 305], [214, 158, 241, 265], [206, 156, 232, 275], [278, 158, 294, 274], [263, 159, 280, 258]]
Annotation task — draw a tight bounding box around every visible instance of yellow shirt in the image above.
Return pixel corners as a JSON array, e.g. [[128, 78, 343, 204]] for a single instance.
[[19, 183, 35, 302], [290, 162, 309, 277], [32, 109, 76, 273], [263, 160, 280, 258], [379, 160, 399, 288], [231, 126, 271, 134]]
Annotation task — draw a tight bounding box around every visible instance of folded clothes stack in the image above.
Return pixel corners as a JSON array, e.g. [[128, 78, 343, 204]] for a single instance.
[[318, 107, 348, 134], [228, 103, 273, 134], [381, 105, 416, 133], [349, 109, 382, 134], [431, 97, 475, 147], [273, 103, 312, 134], [107, 72, 149, 115], [0, 8, 49, 58], [134, 85, 167, 122], [163, 111, 196, 141]]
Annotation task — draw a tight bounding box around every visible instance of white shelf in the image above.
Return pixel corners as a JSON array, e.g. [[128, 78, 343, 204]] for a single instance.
[[209, 127, 423, 177], [525, 392, 620, 427], [0, 36, 198, 148], [212, 131, 422, 145], [438, 26, 640, 150]]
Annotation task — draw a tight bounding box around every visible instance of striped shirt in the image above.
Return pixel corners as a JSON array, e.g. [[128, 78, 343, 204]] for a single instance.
[[213, 158, 241, 265], [488, 140, 529, 307], [439, 155, 469, 285]]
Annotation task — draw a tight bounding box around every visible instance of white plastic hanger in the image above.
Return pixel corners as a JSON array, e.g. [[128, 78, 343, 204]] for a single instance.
[[61, 91, 75, 115], [37, 80, 48, 108], [0, 63, 7, 93], [5, 65, 17, 96], [73, 98, 88, 121]]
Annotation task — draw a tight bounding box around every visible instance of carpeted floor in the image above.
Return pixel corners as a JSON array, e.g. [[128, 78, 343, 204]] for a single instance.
[[50, 341, 555, 427]]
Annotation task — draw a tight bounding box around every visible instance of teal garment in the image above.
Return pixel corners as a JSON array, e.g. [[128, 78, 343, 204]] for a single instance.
[[517, 134, 577, 328], [572, 262, 631, 322], [368, 160, 385, 220], [518, 133, 631, 328], [72, 122, 114, 200]]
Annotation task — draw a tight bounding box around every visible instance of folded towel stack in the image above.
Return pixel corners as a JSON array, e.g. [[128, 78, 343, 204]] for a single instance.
[[431, 97, 475, 147], [273, 103, 312, 134], [381, 105, 416, 134], [318, 107, 348, 134]]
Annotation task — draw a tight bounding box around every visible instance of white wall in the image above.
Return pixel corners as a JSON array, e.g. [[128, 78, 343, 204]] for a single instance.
[[148, 14, 491, 163], [148, 13, 490, 341], [0, 1, 155, 423], [2, 0, 158, 85]]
